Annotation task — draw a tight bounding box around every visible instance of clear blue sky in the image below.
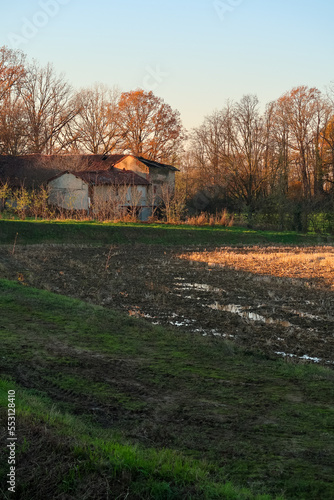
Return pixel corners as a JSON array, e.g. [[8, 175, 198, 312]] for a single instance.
[[1, 0, 333, 130]]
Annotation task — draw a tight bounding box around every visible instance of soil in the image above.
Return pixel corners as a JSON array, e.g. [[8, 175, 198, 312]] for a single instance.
[[1, 243, 334, 366]]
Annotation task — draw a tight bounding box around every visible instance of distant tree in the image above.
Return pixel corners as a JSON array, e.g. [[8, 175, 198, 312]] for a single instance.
[[320, 114, 334, 192], [264, 99, 292, 197], [275, 86, 323, 198], [0, 46, 26, 154], [224, 95, 268, 208], [20, 62, 78, 153], [117, 89, 185, 163], [190, 96, 268, 210], [0, 46, 25, 102], [67, 84, 122, 154], [190, 109, 230, 188], [318, 84, 334, 192], [0, 92, 27, 155]]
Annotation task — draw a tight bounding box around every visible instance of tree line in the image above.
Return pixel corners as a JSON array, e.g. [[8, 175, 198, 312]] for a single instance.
[[189, 90, 334, 203], [1, 45, 334, 230], [0, 46, 185, 163], [187, 89, 334, 231]]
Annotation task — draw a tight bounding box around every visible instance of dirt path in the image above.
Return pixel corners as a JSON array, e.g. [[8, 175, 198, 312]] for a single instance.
[[1, 243, 334, 365]]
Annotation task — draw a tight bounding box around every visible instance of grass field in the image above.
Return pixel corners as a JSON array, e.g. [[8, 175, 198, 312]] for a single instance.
[[0, 218, 332, 246], [0, 221, 334, 499]]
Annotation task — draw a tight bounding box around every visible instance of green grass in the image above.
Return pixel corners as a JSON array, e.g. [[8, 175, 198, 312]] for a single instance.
[[0, 218, 332, 246], [0, 378, 277, 500], [0, 279, 334, 499]]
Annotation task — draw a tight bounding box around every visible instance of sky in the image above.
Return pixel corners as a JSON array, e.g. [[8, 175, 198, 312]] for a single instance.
[[1, 0, 334, 131]]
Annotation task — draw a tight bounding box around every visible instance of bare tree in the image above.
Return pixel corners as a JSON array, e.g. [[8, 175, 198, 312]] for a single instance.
[[67, 84, 121, 154], [225, 95, 268, 208], [0, 46, 25, 102], [275, 86, 323, 198], [190, 109, 231, 189], [191, 96, 268, 209], [311, 96, 332, 196], [20, 62, 78, 153], [0, 46, 26, 154], [264, 99, 293, 198], [0, 91, 27, 154], [320, 84, 334, 191]]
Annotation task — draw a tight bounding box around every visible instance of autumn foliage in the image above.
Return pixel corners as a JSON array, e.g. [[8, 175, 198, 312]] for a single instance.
[[117, 89, 185, 163]]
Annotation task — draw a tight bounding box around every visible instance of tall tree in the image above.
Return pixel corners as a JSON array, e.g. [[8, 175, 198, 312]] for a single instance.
[[0, 92, 27, 155], [190, 109, 231, 188], [117, 89, 185, 163], [226, 95, 268, 207], [0, 46, 26, 154], [320, 114, 334, 192], [276, 86, 322, 198], [265, 99, 292, 196], [191, 96, 268, 207], [0, 46, 25, 102], [67, 84, 121, 154], [20, 62, 78, 153]]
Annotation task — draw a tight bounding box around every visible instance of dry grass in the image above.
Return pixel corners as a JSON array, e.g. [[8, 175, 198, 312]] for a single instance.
[[185, 209, 234, 227], [180, 246, 334, 288]]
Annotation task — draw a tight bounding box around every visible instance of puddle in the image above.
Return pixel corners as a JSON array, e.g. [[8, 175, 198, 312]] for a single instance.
[[275, 351, 334, 365], [209, 303, 293, 328], [174, 281, 225, 294], [169, 317, 196, 327], [141, 309, 235, 339], [195, 327, 236, 339], [148, 312, 198, 328]]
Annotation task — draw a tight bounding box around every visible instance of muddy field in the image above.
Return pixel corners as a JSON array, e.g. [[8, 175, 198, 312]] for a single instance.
[[1, 244, 334, 365]]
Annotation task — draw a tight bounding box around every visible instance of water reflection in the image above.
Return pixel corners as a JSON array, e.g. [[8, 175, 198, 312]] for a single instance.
[[209, 302, 292, 327]]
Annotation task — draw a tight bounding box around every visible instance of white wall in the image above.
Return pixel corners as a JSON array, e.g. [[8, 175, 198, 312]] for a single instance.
[[93, 185, 147, 207], [48, 174, 89, 210], [48, 171, 152, 219]]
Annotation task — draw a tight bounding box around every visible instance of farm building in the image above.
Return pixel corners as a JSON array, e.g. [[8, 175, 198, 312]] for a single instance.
[[0, 154, 179, 220], [47, 169, 151, 220]]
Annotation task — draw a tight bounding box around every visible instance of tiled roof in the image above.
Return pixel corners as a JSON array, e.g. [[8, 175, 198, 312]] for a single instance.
[[81, 154, 179, 172], [0, 155, 54, 188], [134, 156, 179, 171], [0, 155, 88, 187], [0, 154, 178, 188], [82, 154, 128, 171], [48, 169, 150, 186], [75, 169, 150, 186]]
